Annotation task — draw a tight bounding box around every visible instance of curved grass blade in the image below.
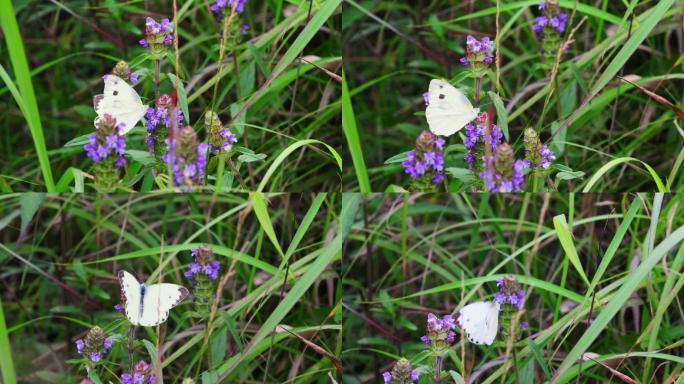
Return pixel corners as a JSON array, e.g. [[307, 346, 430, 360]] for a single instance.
[[0, 0, 55, 191]]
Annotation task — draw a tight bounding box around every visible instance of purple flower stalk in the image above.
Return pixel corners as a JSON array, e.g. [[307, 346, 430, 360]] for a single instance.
[[109, 61, 138, 85], [162, 126, 210, 190], [211, 0, 247, 15], [495, 277, 526, 309], [140, 17, 174, 57], [421, 313, 457, 355], [205, 111, 238, 154], [145, 94, 184, 157], [460, 35, 495, 77], [402, 130, 446, 190], [185, 247, 220, 281], [121, 360, 155, 384], [464, 112, 503, 166]]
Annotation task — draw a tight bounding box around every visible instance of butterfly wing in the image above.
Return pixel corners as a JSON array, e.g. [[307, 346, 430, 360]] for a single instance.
[[95, 75, 146, 134], [138, 283, 189, 327], [458, 301, 499, 345], [482, 302, 500, 345], [118, 270, 142, 326], [425, 79, 479, 137]]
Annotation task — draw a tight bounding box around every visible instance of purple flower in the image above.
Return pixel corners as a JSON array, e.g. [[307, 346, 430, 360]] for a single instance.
[[141, 17, 174, 48], [212, 0, 247, 15], [494, 292, 507, 305], [420, 335, 431, 345], [103, 338, 112, 350], [90, 351, 101, 362], [382, 371, 392, 384], [114, 304, 124, 314], [240, 24, 249, 34], [460, 56, 470, 66], [539, 145, 555, 169], [534, 16, 548, 32], [75, 339, 85, 354], [129, 72, 139, 85], [410, 369, 420, 381], [423, 91, 430, 106], [521, 321, 529, 331], [402, 131, 446, 186]]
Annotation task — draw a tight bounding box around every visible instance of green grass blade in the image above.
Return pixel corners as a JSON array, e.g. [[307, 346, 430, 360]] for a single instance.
[[255, 139, 342, 192], [282, 192, 327, 265], [582, 157, 666, 192], [587, 197, 641, 294], [218, 234, 342, 376], [0, 0, 55, 191], [552, 214, 684, 381], [566, 0, 676, 129], [341, 71, 371, 192], [0, 296, 16, 384], [249, 192, 285, 259], [553, 214, 590, 287]]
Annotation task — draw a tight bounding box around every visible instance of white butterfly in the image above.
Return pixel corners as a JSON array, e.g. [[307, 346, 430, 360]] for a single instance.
[[94, 75, 146, 134], [457, 301, 500, 345], [118, 270, 189, 327], [425, 79, 479, 137]]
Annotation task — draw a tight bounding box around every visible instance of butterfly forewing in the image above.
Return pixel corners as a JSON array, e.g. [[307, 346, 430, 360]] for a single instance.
[[95, 75, 146, 134], [138, 283, 189, 327], [458, 301, 499, 345], [425, 79, 479, 137], [118, 270, 142, 325]]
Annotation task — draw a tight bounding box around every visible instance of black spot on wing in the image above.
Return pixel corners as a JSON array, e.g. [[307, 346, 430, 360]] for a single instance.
[[439, 94, 445, 100], [113, 90, 118, 96]]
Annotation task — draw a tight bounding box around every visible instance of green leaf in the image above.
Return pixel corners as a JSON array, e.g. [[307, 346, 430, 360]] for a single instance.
[[237, 153, 266, 163], [583, 157, 666, 192], [552, 223, 684, 381], [209, 325, 227, 369], [342, 70, 371, 192], [20, 193, 45, 233], [0, 296, 16, 384], [167, 73, 189, 120], [126, 150, 157, 166], [0, 1, 55, 191], [488, 91, 509, 141], [553, 214, 590, 287], [249, 193, 285, 259]]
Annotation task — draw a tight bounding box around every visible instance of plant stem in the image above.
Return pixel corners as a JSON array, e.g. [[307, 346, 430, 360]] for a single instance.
[[154, 59, 160, 100], [434, 356, 443, 384], [215, 153, 226, 191]]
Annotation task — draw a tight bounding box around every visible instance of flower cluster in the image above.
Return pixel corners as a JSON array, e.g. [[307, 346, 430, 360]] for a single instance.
[[185, 247, 220, 281], [402, 130, 445, 190], [534, 0, 569, 69], [523, 128, 555, 169], [114, 303, 125, 314], [464, 112, 503, 166], [205, 111, 238, 154], [185, 246, 220, 318], [75, 326, 112, 364], [420, 313, 456, 356], [139, 17, 173, 55], [145, 94, 185, 158], [382, 358, 420, 384], [121, 360, 156, 384], [495, 276, 527, 339], [495, 277, 526, 309], [211, 0, 247, 15], [84, 115, 126, 166], [479, 143, 530, 192], [460, 35, 494, 78], [162, 126, 210, 190], [84, 114, 127, 192], [534, 1, 568, 35]]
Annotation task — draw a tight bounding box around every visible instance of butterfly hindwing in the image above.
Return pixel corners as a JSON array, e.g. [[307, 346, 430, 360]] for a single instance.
[[138, 283, 189, 327], [118, 270, 141, 325], [458, 300, 500, 345], [425, 79, 479, 137]]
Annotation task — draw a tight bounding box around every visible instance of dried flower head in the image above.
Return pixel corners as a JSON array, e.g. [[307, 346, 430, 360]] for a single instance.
[[382, 358, 420, 384], [75, 326, 112, 364], [205, 111, 237, 154]]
